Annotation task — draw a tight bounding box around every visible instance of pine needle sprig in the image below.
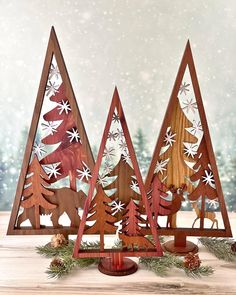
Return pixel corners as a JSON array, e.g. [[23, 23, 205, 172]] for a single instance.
[[36, 240, 75, 258], [199, 237, 236, 262], [140, 253, 214, 278]]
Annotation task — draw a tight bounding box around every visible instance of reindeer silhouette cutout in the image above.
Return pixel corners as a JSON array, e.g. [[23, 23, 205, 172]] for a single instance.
[[163, 184, 186, 228], [191, 201, 218, 229]]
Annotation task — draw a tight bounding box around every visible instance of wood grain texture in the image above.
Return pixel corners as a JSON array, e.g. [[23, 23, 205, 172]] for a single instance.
[[1, 212, 236, 295], [7, 27, 94, 235], [145, 41, 232, 241]]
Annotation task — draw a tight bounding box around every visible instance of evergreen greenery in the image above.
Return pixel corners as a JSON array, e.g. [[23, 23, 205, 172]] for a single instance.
[[199, 237, 236, 262]]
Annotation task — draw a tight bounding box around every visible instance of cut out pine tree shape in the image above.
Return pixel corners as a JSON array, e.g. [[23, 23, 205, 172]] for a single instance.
[[73, 88, 162, 276], [145, 41, 232, 255], [8, 27, 94, 236]]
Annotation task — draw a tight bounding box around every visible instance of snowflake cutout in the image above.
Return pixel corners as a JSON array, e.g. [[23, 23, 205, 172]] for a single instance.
[[103, 147, 115, 161], [33, 143, 46, 157], [44, 163, 61, 179], [42, 121, 58, 135], [116, 128, 124, 140], [49, 64, 60, 80], [164, 129, 176, 146], [179, 82, 190, 95], [112, 112, 120, 123], [57, 100, 71, 115], [182, 98, 198, 113], [111, 200, 125, 215], [184, 144, 198, 158], [103, 161, 113, 174], [97, 174, 108, 187], [207, 198, 219, 210], [77, 162, 91, 181], [202, 170, 215, 187], [46, 81, 59, 96], [107, 131, 118, 141], [66, 128, 81, 143], [121, 153, 131, 164], [119, 140, 128, 152], [130, 179, 139, 191], [190, 120, 203, 135], [155, 159, 169, 175]]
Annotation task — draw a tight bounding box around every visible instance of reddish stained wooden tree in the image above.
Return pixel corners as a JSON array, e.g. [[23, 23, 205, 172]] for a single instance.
[[73, 88, 162, 276], [120, 199, 145, 236], [8, 27, 94, 236], [85, 186, 117, 251], [20, 155, 56, 229], [40, 83, 89, 191], [145, 40, 232, 255], [188, 137, 218, 229], [148, 174, 170, 228]]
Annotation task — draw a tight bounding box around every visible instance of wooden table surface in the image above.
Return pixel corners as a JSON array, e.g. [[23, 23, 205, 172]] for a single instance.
[[0, 211, 236, 295]]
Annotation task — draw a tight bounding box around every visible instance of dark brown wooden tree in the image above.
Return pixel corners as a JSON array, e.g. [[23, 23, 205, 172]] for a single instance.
[[8, 27, 94, 236], [85, 186, 117, 251], [20, 155, 56, 229], [73, 88, 162, 276], [145, 40, 232, 255]]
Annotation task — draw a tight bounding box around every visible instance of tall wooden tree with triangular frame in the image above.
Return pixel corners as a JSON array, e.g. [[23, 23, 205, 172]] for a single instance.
[[145, 41, 232, 254], [73, 88, 162, 276], [7, 27, 94, 236]]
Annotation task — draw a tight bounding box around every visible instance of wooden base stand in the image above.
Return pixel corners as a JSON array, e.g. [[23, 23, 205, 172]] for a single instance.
[[98, 254, 138, 276], [162, 234, 198, 255]]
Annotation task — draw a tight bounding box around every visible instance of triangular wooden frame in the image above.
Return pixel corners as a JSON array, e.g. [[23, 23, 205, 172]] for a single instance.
[[145, 41, 232, 238], [73, 87, 163, 258], [7, 27, 94, 235]]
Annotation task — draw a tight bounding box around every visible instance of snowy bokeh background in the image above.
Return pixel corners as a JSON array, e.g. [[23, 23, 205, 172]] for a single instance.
[[0, 0, 235, 210]]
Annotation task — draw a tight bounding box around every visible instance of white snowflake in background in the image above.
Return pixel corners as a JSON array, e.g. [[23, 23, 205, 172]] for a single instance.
[[111, 200, 125, 215], [42, 121, 58, 135], [107, 131, 118, 141], [57, 100, 71, 115], [155, 159, 169, 174], [46, 81, 59, 96], [103, 147, 115, 161], [77, 162, 91, 181], [183, 143, 198, 158], [119, 140, 128, 152], [182, 98, 198, 113], [116, 128, 124, 139], [103, 161, 113, 174], [49, 64, 60, 80], [190, 120, 203, 135], [112, 112, 120, 123], [97, 174, 108, 187], [66, 128, 81, 143], [179, 82, 190, 95], [207, 198, 219, 209], [164, 128, 176, 146], [130, 179, 139, 191], [33, 143, 46, 157], [44, 163, 61, 179], [121, 153, 131, 164], [202, 170, 215, 186]]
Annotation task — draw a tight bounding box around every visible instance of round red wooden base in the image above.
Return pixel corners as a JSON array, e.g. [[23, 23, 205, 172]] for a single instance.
[[98, 257, 138, 276], [162, 240, 198, 255]]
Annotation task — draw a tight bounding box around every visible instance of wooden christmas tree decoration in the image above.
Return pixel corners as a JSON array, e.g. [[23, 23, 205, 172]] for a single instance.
[[73, 88, 163, 276], [145, 41, 232, 254], [7, 27, 94, 236]]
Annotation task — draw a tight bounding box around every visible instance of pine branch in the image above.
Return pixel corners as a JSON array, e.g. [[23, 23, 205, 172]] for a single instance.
[[199, 237, 236, 262], [140, 253, 214, 278]]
